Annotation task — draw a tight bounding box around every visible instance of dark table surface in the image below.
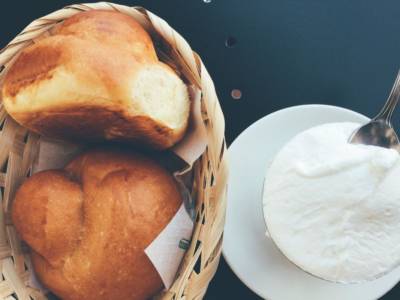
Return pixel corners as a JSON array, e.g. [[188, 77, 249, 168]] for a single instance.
[[2, 1, 400, 299]]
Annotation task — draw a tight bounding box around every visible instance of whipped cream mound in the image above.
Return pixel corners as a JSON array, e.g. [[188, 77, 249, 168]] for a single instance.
[[263, 122, 400, 283]]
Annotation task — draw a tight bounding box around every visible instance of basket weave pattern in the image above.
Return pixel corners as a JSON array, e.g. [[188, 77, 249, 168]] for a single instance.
[[0, 2, 228, 300]]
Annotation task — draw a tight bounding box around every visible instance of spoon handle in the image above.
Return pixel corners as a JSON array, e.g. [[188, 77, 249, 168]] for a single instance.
[[375, 70, 400, 125]]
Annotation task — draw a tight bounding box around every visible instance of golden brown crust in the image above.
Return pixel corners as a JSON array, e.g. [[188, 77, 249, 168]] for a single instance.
[[4, 43, 62, 98], [2, 34, 146, 105], [51, 10, 157, 61], [2, 10, 189, 149], [12, 148, 183, 300], [12, 170, 83, 267], [11, 105, 186, 149]]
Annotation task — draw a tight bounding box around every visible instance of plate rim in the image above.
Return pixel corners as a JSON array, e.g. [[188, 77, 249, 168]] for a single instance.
[[221, 104, 400, 300]]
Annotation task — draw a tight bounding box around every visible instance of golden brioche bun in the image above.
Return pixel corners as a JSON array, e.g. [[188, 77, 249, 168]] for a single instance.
[[12, 148, 183, 300], [2, 11, 190, 149]]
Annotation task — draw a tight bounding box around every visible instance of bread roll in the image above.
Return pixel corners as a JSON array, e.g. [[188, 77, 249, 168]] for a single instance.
[[12, 148, 182, 300], [2, 11, 190, 149]]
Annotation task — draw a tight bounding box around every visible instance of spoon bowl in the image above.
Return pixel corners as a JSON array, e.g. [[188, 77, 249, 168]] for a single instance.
[[349, 70, 400, 151], [349, 119, 400, 152]]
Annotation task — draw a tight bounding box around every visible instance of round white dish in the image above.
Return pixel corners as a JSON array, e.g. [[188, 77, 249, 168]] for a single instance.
[[222, 104, 400, 300]]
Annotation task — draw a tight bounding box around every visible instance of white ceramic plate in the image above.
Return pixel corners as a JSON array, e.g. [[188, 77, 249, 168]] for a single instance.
[[222, 104, 400, 300]]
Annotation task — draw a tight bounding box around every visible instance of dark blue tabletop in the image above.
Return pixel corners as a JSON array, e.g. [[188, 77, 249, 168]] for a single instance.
[[1, 1, 400, 299]]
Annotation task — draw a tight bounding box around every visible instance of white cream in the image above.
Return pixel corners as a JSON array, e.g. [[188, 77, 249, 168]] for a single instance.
[[263, 122, 400, 283]]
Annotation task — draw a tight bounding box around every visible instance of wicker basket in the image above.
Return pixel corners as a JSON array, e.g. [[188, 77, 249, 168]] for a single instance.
[[0, 2, 228, 300]]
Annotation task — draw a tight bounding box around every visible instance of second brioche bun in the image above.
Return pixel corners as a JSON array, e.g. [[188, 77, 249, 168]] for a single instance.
[[12, 148, 183, 300], [2, 10, 190, 149]]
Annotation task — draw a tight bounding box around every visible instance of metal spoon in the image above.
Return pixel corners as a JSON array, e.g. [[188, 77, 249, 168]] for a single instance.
[[349, 70, 400, 152]]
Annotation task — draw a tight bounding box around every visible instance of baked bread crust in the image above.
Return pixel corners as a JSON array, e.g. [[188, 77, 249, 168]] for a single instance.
[[2, 11, 190, 149], [12, 148, 183, 300]]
